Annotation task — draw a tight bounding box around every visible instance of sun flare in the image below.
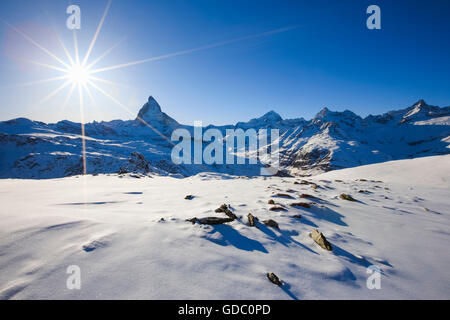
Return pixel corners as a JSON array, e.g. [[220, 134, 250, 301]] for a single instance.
[[5, 0, 294, 176], [67, 64, 90, 85]]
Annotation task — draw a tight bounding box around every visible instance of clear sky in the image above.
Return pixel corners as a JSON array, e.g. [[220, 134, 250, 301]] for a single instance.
[[0, 0, 449, 125]]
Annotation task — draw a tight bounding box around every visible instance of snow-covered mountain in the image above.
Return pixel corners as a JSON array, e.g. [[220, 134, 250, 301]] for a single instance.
[[0, 97, 449, 178]]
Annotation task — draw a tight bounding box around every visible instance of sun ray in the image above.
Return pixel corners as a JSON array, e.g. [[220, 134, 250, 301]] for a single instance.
[[1, 19, 71, 69], [82, 0, 112, 66], [83, 82, 108, 121], [25, 59, 68, 73], [90, 26, 298, 74], [87, 79, 174, 144], [82, 82, 101, 112], [89, 75, 131, 88], [55, 31, 75, 66], [61, 82, 77, 113], [78, 84, 87, 175], [39, 79, 72, 104], [73, 30, 80, 65], [2, 75, 69, 88], [86, 37, 126, 70]]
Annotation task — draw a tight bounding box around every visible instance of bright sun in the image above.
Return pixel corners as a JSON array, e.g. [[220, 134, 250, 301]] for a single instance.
[[67, 64, 90, 85]]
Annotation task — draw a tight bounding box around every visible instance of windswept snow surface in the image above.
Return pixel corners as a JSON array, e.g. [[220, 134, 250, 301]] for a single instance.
[[0, 155, 449, 299]]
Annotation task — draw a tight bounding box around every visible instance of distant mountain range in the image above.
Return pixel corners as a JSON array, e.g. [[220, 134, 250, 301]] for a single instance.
[[0, 97, 449, 178]]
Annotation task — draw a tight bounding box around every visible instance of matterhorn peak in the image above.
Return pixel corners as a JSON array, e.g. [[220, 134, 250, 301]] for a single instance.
[[134, 95, 178, 129], [137, 96, 163, 120]]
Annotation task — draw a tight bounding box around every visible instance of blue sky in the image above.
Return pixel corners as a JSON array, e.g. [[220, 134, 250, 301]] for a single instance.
[[0, 0, 449, 125]]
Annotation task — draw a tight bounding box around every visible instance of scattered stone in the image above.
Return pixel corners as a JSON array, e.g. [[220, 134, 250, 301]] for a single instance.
[[268, 199, 275, 205], [197, 217, 234, 225], [187, 217, 198, 224], [247, 213, 258, 227], [266, 272, 282, 286], [335, 179, 343, 182], [290, 202, 310, 208], [184, 195, 194, 200], [269, 206, 287, 212], [262, 219, 279, 229], [299, 193, 316, 199], [286, 189, 296, 193], [339, 193, 356, 201], [215, 204, 237, 220], [224, 211, 238, 220], [311, 184, 319, 189], [272, 193, 295, 199], [310, 229, 332, 251], [358, 190, 369, 193], [293, 214, 302, 219], [300, 180, 310, 185], [384, 187, 390, 190], [215, 204, 230, 213], [424, 207, 430, 212], [358, 178, 367, 182], [293, 181, 300, 185]]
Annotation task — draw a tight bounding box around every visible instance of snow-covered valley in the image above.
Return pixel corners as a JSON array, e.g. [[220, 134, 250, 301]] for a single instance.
[[0, 155, 449, 299]]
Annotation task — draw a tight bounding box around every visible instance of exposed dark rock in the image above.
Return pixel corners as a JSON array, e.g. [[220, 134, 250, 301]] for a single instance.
[[215, 204, 230, 213], [290, 202, 310, 208], [269, 206, 287, 212], [215, 204, 237, 220], [299, 193, 316, 199], [263, 219, 279, 229], [339, 193, 356, 201], [247, 213, 257, 227], [224, 211, 238, 220], [188, 217, 234, 225], [266, 272, 282, 286], [310, 229, 332, 251], [268, 199, 275, 205], [187, 217, 198, 224], [184, 195, 194, 200], [272, 193, 295, 199], [293, 214, 302, 219]]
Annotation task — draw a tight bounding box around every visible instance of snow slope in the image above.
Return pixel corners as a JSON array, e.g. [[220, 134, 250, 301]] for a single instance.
[[0, 155, 449, 299]]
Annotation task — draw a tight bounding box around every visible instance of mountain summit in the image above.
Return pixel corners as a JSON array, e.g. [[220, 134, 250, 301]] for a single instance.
[[135, 96, 179, 130], [137, 96, 162, 119]]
